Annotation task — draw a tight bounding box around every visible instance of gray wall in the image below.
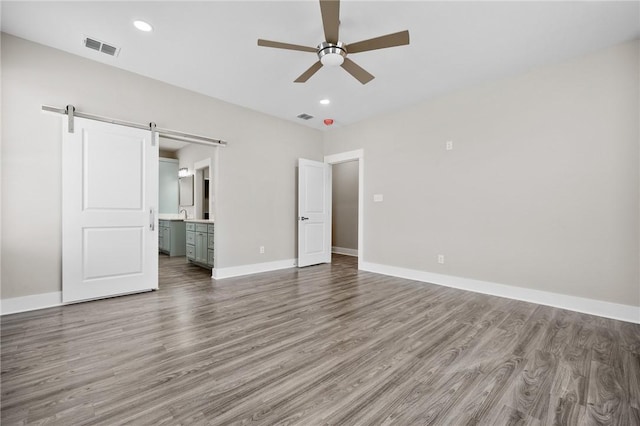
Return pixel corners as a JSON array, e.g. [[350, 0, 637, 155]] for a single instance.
[[332, 161, 359, 251], [324, 40, 640, 307], [2, 33, 638, 309], [1, 34, 323, 299], [175, 143, 217, 220]]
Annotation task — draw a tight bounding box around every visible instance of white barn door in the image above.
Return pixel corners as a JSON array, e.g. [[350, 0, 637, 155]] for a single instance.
[[298, 158, 331, 267], [62, 117, 158, 303]]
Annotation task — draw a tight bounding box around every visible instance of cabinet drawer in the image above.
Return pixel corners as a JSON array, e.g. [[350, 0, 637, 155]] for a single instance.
[[186, 223, 195, 231], [159, 220, 167, 228], [208, 224, 215, 234], [186, 244, 195, 259], [186, 231, 195, 245], [208, 234, 215, 249], [196, 224, 208, 233], [207, 249, 214, 266]]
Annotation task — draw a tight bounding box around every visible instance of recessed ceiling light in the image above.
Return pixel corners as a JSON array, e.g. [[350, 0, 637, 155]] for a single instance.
[[133, 20, 153, 32], [319, 99, 330, 105]]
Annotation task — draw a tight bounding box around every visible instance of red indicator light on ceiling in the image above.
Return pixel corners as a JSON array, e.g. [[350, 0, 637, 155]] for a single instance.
[[323, 119, 334, 126]]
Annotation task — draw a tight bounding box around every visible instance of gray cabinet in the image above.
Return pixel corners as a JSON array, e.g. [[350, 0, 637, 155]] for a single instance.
[[207, 225, 215, 266], [186, 243, 195, 260], [195, 226, 208, 264], [186, 222, 214, 269], [158, 220, 186, 256], [159, 158, 179, 214]]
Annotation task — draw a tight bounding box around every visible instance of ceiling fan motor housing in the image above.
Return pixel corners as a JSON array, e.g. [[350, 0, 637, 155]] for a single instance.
[[318, 41, 347, 66]]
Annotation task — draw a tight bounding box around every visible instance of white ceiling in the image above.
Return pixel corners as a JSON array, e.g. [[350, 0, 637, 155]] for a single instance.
[[2, 1, 639, 133]]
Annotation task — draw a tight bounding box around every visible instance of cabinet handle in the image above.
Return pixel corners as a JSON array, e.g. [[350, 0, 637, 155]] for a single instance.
[[150, 208, 155, 231]]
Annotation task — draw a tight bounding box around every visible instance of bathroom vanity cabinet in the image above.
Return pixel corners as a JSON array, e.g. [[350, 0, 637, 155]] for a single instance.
[[186, 221, 214, 269], [158, 219, 186, 256]]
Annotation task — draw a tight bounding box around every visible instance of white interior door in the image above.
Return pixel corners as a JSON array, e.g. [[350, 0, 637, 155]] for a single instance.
[[62, 117, 158, 303], [298, 158, 331, 267]]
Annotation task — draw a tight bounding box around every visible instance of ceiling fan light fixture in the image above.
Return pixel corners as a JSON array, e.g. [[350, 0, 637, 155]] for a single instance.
[[318, 41, 346, 66], [321, 53, 344, 66]]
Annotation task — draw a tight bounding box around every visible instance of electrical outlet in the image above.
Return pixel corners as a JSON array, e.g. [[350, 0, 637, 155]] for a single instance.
[[446, 140, 453, 151], [259, 246, 265, 254], [437, 254, 445, 264]]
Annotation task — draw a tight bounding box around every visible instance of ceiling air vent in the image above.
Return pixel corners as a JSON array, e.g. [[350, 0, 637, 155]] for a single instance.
[[83, 36, 120, 57], [100, 44, 118, 56], [297, 113, 313, 120], [84, 37, 101, 51]]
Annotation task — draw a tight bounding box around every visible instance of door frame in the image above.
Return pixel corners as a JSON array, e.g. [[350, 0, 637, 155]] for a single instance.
[[193, 157, 213, 220], [193, 156, 216, 277], [324, 149, 364, 270]]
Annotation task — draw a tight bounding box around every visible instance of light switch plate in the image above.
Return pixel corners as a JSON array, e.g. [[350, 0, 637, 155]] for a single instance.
[[373, 194, 383, 202]]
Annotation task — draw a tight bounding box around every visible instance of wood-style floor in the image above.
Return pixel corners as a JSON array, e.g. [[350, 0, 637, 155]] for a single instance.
[[2, 255, 639, 425]]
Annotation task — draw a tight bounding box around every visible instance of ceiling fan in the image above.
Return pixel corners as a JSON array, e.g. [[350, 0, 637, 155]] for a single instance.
[[257, 0, 410, 85]]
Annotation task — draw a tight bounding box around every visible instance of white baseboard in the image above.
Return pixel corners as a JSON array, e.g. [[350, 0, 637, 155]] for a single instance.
[[213, 258, 298, 280], [362, 262, 640, 324], [1, 291, 63, 316], [332, 246, 358, 257], [5, 263, 637, 325]]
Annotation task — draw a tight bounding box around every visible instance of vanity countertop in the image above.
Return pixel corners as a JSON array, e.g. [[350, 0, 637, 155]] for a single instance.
[[184, 219, 215, 224], [158, 214, 186, 221]]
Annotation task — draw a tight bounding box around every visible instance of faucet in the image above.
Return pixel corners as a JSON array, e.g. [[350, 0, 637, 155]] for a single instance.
[[179, 208, 188, 219]]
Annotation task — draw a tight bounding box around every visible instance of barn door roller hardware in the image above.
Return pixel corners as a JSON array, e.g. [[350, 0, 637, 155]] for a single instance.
[[42, 104, 227, 148]]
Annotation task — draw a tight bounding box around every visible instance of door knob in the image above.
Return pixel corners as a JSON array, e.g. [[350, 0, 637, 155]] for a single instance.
[[299, 216, 309, 221]]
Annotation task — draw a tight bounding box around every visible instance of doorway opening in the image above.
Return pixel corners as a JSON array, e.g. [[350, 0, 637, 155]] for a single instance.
[[158, 141, 218, 282], [331, 160, 359, 258], [325, 149, 364, 270]]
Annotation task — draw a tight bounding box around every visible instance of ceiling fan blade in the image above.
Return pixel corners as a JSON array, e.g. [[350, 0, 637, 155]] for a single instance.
[[346, 30, 410, 54], [341, 58, 374, 85], [258, 39, 317, 53], [319, 0, 340, 44], [294, 61, 324, 83]]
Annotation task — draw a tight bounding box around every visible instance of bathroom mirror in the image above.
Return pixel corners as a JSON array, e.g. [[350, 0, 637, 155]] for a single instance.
[[179, 175, 194, 206]]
